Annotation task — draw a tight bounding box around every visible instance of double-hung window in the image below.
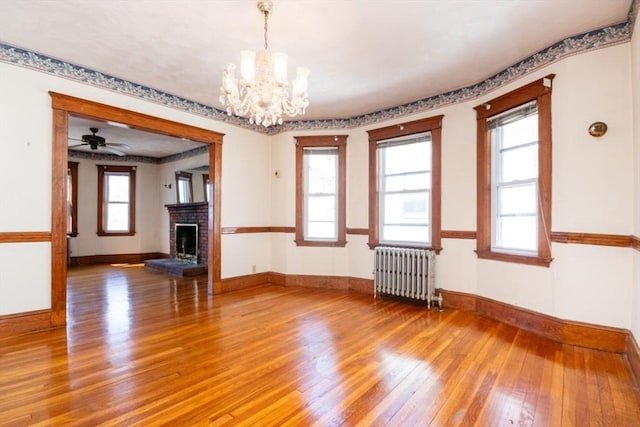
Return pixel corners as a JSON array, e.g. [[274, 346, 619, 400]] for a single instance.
[[305, 148, 338, 239], [490, 101, 538, 253], [379, 134, 432, 244], [368, 115, 443, 250], [175, 171, 193, 203], [295, 135, 347, 247], [475, 75, 554, 266], [97, 165, 136, 236]]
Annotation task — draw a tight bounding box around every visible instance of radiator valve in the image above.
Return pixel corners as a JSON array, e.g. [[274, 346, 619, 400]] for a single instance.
[[431, 292, 444, 312]]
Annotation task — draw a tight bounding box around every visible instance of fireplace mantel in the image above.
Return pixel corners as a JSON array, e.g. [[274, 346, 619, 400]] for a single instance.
[[165, 202, 208, 209]]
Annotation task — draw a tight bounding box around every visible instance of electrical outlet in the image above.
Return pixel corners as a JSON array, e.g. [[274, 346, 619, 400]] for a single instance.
[[252, 265, 256, 273]]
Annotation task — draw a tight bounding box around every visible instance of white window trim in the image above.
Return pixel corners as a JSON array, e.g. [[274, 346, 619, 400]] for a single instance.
[[490, 103, 539, 255], [303, 147, 339, 241], [378, 133, 432, 246], [104, 171, 131, 233]]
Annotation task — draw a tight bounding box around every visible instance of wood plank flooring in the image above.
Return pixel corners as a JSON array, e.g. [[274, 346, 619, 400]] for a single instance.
[[1, 264, 639, 426]]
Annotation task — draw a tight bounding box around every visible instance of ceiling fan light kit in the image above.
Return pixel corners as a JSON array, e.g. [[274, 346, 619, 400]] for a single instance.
[[220, 0, 310, 128]]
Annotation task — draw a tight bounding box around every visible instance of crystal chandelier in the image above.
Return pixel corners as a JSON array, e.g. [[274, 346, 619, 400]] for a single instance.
[[220, 0, 310, 127]]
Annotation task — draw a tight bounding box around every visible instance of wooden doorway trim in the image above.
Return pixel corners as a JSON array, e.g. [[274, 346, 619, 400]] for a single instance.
[[50, 92, 224, 327]]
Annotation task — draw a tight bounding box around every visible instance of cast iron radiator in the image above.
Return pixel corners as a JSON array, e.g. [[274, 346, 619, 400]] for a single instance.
[[374, 246, 441, 308]]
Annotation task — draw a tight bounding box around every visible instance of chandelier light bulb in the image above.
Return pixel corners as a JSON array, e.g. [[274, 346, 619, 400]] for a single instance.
[[240, 51, 256, 81], [219, 0, 310, 127]]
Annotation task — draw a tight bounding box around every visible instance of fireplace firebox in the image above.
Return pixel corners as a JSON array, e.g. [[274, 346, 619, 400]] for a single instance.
[[175, 223, 198, 263]]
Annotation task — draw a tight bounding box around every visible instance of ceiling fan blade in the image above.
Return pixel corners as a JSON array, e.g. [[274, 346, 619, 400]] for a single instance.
[[103, 146, 127, 156], [68, 137, 84, 142], [68, 143, 89, 149], [105, 142, 131, 149]]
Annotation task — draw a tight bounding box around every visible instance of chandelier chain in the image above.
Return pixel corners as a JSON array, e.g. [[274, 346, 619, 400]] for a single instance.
[[263, 9, 269, 50]]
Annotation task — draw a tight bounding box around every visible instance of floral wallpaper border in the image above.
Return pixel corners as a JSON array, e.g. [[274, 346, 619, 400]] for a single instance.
[[0, 4, 636, 136], [68, 144, 208, 164]]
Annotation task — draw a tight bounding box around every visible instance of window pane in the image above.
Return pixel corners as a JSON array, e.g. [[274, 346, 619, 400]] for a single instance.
[[382, 225, 430, 243], [384, 192, 429, 225], [106, 203, 129, 231], [307, 152, 336, 194], [307, 152, 336, 176], [496, 216, 537, 251], [307, 222, 336, 239], [303, 147, 339, 242], [383, 141, 430, 175], [385, 172, 431, 192], [499, 114, 538, 149], [178, 178, 191, 203], [107, 174, 129, 202], [501, 144, 538, 182], [308, 176, 336, 194], [307, 195, 335, 221], [499, 184, 536, 215]]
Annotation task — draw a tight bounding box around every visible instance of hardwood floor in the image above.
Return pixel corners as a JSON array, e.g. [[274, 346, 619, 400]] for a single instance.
[[1, 265, 639, 426]]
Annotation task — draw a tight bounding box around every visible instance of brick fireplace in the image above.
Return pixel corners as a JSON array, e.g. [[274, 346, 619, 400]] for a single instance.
[[166, 202, 209, 263], [144, 201, 209, 276]]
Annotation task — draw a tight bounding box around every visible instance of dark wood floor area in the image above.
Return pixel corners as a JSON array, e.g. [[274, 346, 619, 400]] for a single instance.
[[1, 264, 639, 426]]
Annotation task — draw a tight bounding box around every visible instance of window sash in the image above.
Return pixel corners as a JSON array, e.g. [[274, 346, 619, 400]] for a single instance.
[[105, 201, 130, 231], [175, 171, 193, 203], [104, 172, 131, 232], [177, 176, 192, 203], [493, 181, 538, 253], [490, 102, 539, 254], [303, 147, 338, 241], [378, 135, 432, 245]]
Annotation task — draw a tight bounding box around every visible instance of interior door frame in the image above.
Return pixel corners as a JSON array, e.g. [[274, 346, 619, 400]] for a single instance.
[[50, 92, 224, 327]]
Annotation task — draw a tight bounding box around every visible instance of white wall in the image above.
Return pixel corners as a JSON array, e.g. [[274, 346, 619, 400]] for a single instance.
[[0, 243, 50, 314], [68, 158, 163, 257], [219, 126, 272, 278], [631, 15, 640, 342]]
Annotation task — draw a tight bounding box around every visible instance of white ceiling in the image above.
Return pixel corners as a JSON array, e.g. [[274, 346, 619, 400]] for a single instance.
[[0, 0, 632, 156], [67, 116, 204, 158]]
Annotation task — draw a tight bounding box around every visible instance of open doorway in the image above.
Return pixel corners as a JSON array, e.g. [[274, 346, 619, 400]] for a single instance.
[[50, 92, 223, 328]]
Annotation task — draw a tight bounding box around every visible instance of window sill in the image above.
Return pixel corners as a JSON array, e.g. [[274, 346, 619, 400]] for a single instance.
[[294, 239, 347, 248], [97, 231, 136, 237], [475, 250, 552, 267]]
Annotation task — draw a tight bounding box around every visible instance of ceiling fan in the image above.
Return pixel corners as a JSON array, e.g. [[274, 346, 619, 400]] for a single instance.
[[68, 127, 130, 156]]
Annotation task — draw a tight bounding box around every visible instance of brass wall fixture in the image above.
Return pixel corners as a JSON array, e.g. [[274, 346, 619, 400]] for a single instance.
[[588, 121, 608, 137]]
